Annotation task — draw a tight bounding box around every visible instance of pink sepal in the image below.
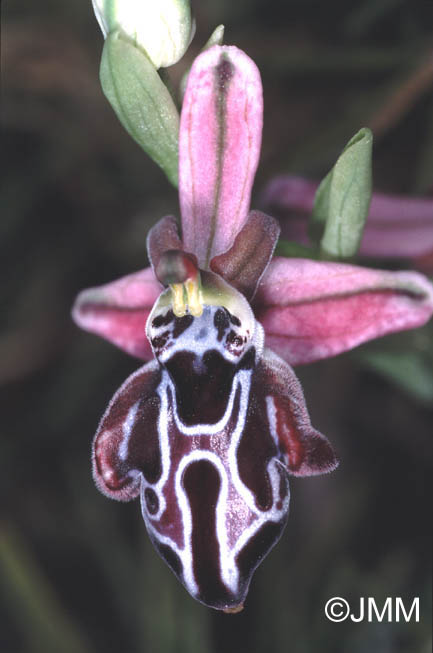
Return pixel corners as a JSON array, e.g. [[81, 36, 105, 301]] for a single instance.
[[72, 267, 161, 360], [179, 45, 263, 268], [255, 257, 433, 365], [261, 175, 433, 258]]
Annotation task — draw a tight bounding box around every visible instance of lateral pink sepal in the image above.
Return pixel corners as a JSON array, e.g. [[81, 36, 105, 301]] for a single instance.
[[72, 267, 161, 360], [179, 45, 263, 268], [255, 257, 433, 365]]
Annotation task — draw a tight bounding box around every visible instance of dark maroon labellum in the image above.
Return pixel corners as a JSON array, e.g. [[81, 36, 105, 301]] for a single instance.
[[92, 297, 337, 610]]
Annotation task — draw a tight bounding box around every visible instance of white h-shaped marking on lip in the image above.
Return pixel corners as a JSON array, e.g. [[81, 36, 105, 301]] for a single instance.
[[141, 366, 290, 600]]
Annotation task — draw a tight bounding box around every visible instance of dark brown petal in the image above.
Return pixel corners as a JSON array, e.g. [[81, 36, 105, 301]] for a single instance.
[[210, 210, 280, 300], [146, 215, 184, 272]]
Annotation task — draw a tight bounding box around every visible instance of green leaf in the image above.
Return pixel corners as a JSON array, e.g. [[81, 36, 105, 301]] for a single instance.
[[100, 31, 179, 186], [359, 349, 433, 404], [355, 322, 433, 404], [274, 239, 318, 258], [310, 127, 373, 258], [309, 172, 331, 243]]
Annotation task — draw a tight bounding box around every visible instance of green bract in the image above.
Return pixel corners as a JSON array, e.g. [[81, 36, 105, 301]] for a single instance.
[[310, 127, 373, 259], [203, 24, 225, 50], [92, 0, 192, 69], [100, 32, 179, 186]]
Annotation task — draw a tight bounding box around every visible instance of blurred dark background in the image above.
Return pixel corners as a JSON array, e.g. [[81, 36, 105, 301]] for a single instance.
[[1, 1, 432, 652]]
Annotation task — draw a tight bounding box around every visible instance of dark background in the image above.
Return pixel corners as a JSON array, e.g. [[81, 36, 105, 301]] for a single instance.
[[1, 1, 432, 651]]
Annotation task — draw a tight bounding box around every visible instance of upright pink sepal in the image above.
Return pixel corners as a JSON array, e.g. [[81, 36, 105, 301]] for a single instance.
[[255, 257, 433, 365], [72, 267, 161, 360], [179, 45, 263, 268]]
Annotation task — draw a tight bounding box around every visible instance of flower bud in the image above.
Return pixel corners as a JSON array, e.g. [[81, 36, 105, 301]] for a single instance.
[[92, 0, 193, 69]]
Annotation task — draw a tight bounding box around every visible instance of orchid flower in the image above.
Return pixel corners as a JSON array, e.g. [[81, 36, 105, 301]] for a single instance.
[[260, 175, 433, 260], [73, 46, 433, 612]]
